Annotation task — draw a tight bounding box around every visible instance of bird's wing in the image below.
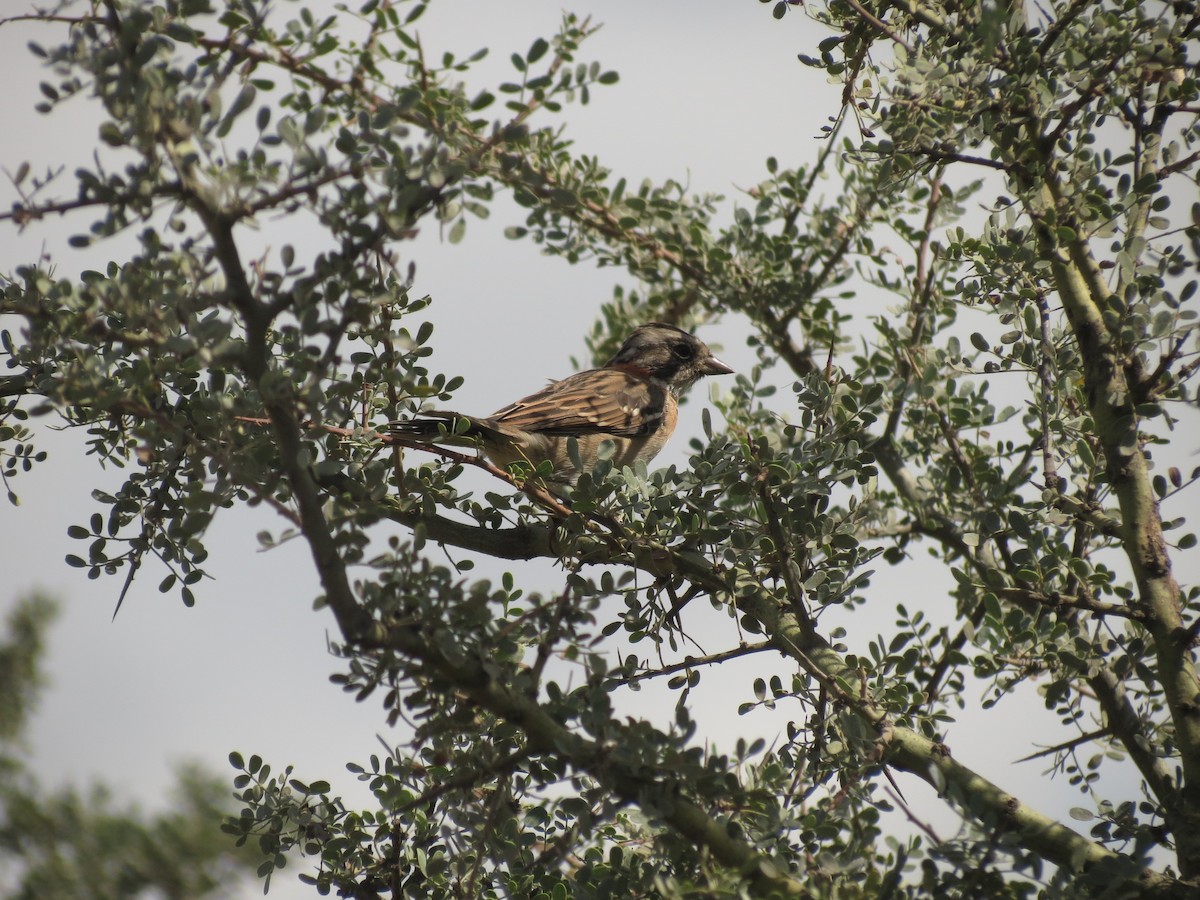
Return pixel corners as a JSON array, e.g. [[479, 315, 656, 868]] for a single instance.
[[490, 367, 665, 437]]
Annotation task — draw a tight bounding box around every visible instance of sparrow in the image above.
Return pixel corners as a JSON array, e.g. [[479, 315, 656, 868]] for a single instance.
[[389, 323, 733, 485]]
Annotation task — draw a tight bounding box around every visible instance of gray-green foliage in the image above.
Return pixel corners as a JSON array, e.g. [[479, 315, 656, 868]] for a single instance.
[[2, 0, 1199, 896]]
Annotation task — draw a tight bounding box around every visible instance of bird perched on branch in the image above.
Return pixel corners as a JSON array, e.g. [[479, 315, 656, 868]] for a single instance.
[[389, 322, 733, 486]]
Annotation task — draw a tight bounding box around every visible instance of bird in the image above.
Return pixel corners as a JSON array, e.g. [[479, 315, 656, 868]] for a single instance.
[[389, 322, 733, 486]]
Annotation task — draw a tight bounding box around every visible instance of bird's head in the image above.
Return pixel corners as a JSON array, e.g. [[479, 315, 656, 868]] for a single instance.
[[606, 323, 733, 394]]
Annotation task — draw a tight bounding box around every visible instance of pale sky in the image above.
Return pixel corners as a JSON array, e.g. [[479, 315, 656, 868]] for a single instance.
[[2, 2, 1196, 896]]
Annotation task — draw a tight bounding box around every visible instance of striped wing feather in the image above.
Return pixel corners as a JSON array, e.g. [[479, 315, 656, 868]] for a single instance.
[[490, 368, 663, 437]]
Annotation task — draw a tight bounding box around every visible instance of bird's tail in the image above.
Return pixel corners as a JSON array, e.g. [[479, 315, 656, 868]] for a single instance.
[[388, 412, 492, 444]]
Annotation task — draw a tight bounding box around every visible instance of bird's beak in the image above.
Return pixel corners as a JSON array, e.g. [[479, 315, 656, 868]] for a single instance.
[[702, 355, 734, 376]]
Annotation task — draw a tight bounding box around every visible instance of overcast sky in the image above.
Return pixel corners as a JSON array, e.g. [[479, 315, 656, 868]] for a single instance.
[[2, 2, 1197, 896]]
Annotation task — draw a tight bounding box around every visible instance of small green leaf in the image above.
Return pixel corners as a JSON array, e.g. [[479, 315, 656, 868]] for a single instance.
[[527, 37, 549, 64]]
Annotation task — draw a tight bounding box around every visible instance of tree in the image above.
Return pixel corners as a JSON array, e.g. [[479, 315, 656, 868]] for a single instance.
[[0, 594, 259, 898], [2, 0, 1198, 895]]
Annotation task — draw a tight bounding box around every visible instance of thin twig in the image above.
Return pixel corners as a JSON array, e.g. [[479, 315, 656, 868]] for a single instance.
[[883, 784, 943, 844], [1035, 292, 1063, 493], [1014, 726, 1112, 763], [622, 641, 775, 685], [842, 0, 913, 51]]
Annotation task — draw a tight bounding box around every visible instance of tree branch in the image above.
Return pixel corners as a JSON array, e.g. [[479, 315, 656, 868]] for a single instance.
[[1089, 668, 1179, 810], [991, 104, 1200, 874], [734, 583, 1165, 885], [375, 617, 814, 898]]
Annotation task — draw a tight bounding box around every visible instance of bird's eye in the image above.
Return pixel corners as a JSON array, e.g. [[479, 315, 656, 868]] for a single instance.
[[672, 342, 695, 360]]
